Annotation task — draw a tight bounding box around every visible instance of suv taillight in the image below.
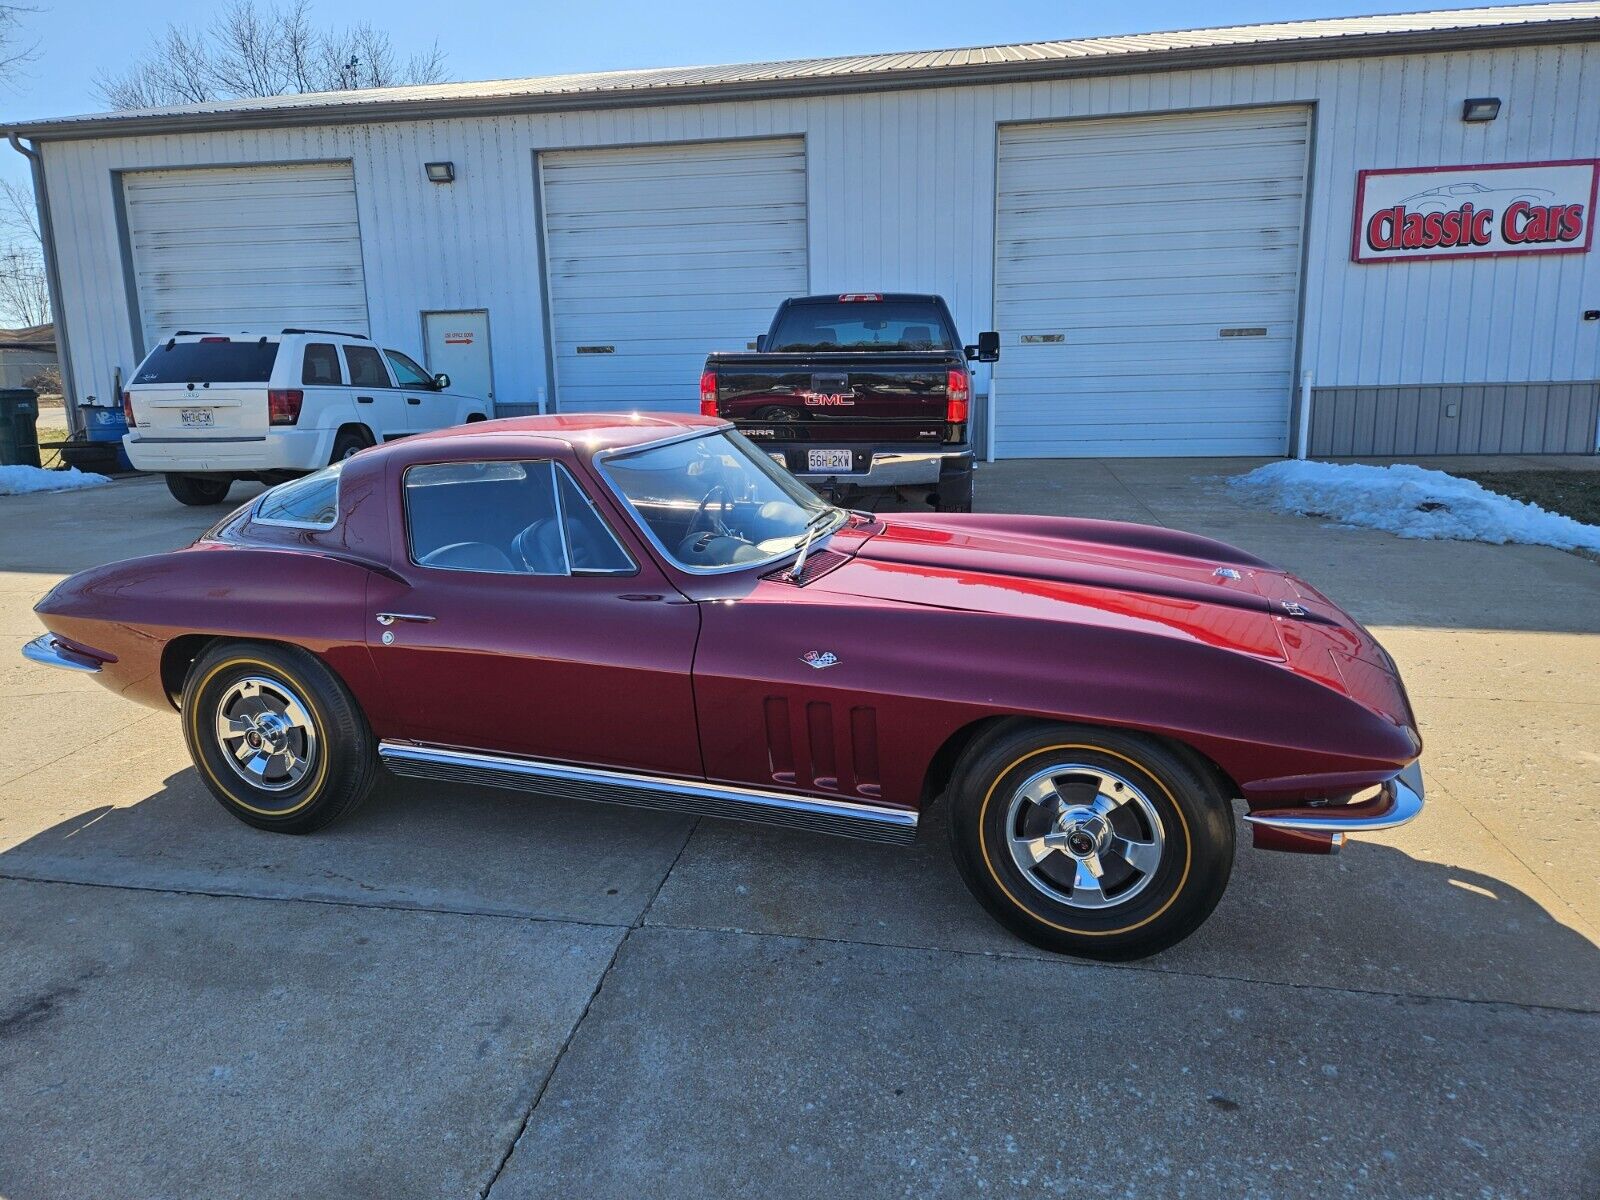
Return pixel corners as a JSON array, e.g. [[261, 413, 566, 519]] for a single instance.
[[268, 389, 304, 426], [699, 371, 719, 417], [121, 390, 137, 428], [946, 369, 970, 424]]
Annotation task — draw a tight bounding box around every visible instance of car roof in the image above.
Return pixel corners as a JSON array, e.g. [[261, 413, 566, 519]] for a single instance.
[[377, 412, 729, 464]]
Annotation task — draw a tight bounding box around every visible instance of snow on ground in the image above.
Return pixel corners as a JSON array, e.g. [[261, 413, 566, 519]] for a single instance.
[[0, 465, 111, 497], [1227, 460, 1600, 553]]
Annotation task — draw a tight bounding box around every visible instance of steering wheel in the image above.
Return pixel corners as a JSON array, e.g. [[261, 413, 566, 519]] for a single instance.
[[687, 484, 735, 539]]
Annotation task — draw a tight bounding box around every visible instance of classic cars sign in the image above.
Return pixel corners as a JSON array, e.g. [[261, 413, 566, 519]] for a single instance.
[[1351, 159, 1600, 263]]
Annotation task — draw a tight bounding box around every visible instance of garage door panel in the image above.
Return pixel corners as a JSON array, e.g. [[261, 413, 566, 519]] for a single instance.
[[124, 163, 368, 346], [542, 139, 807, 414], [994, 107, 1308, 457]]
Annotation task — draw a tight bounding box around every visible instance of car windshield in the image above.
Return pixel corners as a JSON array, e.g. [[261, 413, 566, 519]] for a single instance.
[[600, 429, 844, 572]]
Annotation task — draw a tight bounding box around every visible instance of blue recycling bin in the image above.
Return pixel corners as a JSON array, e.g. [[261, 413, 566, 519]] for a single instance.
[[81, 405, 133, 471]]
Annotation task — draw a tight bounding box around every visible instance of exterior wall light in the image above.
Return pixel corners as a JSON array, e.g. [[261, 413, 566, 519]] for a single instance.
[[425, 161, 456, 183], [1461, 98, 1501, 123]]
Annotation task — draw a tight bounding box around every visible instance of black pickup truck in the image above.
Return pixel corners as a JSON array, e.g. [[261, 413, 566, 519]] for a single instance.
[[700, 293, 998, 512]]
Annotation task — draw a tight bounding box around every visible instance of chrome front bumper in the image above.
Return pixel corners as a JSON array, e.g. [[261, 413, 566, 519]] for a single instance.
[[1245, 761, 1424, 850], [21, 633, 102, 673]]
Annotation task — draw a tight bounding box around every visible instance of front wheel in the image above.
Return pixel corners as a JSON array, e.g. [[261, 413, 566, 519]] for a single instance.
[[165, 474, 232, 506], [947, 722, 1234, 960], [181, 641, 378, 833]]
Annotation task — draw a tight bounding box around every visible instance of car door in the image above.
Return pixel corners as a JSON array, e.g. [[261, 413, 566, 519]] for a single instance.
[[343, 343, 409, 442], [364, 454, 702, 777], [384, 348, 444, 433]]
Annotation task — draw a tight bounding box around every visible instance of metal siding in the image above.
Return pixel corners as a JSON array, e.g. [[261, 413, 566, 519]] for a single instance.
[[1308, 382, 1599, 453], [37, 40, 1600, 452], [540, 137, 808, 413], [992, 106, 1310, 456]]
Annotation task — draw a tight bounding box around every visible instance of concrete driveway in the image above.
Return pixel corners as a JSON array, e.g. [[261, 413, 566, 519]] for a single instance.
[[2, 463, 1597, 1199]]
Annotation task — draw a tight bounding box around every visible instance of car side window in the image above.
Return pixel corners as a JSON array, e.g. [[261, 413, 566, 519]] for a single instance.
[[404, 460, 634, 577], [344, 344, 393, 388], [255, 464, 341, 528], [302, 343, 343, 387], [385, 350, 432, 388]]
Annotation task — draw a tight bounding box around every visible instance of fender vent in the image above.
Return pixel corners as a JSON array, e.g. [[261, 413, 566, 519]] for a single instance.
[[766, 548, 848, 586]]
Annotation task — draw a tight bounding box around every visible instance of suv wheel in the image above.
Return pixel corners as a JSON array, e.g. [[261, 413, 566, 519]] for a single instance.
[[165, 474, 232, 506], [331, 428, 369, 463]]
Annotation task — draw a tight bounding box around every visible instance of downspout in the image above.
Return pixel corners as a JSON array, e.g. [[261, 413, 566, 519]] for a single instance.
[[7, 132, 81, 437]]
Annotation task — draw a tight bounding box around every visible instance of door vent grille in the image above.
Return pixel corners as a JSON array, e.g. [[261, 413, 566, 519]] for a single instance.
[[766, 548, 848, 586]]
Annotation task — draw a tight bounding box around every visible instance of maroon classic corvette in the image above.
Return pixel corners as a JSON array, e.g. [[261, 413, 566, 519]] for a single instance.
[[25, 414, 1423, 959]]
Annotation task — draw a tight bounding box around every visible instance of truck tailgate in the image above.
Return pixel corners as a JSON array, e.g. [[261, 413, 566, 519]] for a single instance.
[[708, 352, 955, 443]]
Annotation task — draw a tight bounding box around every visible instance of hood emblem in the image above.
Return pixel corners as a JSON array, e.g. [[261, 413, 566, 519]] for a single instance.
[[802, 650, 840, 670], [1279, 600, 1308, 617]]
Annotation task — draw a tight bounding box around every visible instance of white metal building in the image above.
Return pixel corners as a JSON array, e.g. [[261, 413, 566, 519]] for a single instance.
[[8, 3, 1600, 458]]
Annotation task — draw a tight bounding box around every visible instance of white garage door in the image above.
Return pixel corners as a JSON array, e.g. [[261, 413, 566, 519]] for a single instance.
[[541, 138, 808, 413], [994, 107, 1309, 456], [123, 162, 369, 349]]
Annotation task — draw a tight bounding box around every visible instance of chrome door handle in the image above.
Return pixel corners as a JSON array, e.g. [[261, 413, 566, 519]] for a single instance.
[[376, 612, 436, 625]]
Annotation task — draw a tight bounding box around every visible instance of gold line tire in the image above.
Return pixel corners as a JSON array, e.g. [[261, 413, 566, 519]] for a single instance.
[[182, 641, 378, 834], [947, 722, 1234, 960]]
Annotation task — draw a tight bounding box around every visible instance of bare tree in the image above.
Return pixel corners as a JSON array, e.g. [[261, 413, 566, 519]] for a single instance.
[[97, 1, 447, 110], [0, 248, 50, 328], [0, 3, 40, 74]]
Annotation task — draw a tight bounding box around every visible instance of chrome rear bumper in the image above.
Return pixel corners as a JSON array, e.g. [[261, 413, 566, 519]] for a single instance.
[[1245, 761, 1424, 851], [22, 633, 102, 673]]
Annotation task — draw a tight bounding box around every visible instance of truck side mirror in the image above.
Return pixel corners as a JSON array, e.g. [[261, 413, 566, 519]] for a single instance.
[[755, 334, 767, 352], [433, 372, 451, 390], [976, 331, 1000, 363]]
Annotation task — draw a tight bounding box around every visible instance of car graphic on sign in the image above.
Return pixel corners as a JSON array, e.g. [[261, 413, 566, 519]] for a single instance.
[[1400, 180, 1554, 213]]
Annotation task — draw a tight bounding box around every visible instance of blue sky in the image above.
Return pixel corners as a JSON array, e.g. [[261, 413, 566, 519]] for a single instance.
[[0, 0, 1532, 193]]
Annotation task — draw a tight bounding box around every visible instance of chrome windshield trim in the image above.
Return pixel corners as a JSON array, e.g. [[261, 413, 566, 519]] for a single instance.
[[1244, 761, 1424, 834], [593, 429, 846, 577], [379, 741, 918, 844], [22, 633, 102, 673]]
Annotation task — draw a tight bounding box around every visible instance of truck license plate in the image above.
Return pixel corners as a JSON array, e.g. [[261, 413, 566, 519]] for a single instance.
[[807, 449, 853, 471], [180, 408, 214, 427]]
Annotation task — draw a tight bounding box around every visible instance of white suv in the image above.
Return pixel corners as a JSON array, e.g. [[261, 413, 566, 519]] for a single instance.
[[122, 328, 490, 505]]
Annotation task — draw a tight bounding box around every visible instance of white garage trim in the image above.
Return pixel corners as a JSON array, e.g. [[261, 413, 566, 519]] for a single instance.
[[121, 161, 370, 351], [538, 137, 809, 414], [993, 106, 1311, 457]]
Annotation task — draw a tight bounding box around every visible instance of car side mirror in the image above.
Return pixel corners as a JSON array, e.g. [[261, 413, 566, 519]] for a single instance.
[[754, 334, 767, 352], [966, 331, 1001, 364], [432, 372, 451, 390]]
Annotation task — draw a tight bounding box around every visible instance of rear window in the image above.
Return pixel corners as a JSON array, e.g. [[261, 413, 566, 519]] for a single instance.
[[767, 301, 954, 353], [134, 339, 279, 385], [254, 464, 341, 528]]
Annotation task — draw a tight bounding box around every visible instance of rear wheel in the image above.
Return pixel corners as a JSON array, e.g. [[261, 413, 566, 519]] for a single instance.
[[330, 428, 369, 463], [181, 641, 377, 833], [947, 722, 1234, 960], [934, 470, 973, 513], [165, 474, 232, 506]]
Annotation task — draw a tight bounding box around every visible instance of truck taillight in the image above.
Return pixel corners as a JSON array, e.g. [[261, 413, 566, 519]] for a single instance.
[[946, 369, 970, 424], [699, 371, 719, 417], [268, 389, 304, 426], [121, 390, 137, 428]]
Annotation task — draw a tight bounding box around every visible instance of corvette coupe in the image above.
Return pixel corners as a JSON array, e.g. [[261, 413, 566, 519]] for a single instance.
[[24, 415, 1423, 959]]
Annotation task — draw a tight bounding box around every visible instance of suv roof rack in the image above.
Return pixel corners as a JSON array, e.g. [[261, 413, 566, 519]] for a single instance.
[[172, 330, 218, 336], [281, 327, 371, 339]]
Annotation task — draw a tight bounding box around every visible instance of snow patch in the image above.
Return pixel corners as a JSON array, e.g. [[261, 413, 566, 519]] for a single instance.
[[1227, 460, 1600, 552], [0, 465, 112, 496]]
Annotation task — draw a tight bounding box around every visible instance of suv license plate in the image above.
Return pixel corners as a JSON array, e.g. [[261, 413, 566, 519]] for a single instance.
[[180, 408, 214, 428], [807, 449, 853, 472]]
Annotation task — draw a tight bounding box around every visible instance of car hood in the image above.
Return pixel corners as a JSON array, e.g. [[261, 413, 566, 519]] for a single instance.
[[811, 514, 1414, 727]]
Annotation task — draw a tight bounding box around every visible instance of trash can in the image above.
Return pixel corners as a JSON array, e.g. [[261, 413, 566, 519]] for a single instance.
[[81, 404, 133, 471], [0, 389, 40, 468]]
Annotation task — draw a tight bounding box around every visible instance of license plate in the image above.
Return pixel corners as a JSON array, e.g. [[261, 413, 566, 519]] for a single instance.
[[807, 449, 853, 472], [180, 408, 214, 428]]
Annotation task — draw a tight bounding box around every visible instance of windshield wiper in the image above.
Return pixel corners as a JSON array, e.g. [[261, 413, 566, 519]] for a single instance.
[[788, 509, 839, 581]]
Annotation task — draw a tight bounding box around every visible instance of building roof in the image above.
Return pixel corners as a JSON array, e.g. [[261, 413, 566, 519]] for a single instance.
[[7, 3, 1600, 140], [0, 323, 55, 351]]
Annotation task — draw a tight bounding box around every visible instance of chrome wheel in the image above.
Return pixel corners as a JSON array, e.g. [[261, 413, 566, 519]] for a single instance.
[[1005, 763, 1165, 910], [213, 676, 318, 793]]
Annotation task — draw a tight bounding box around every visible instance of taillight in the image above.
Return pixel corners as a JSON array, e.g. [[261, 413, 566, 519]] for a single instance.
[[946, 369, 970, 424], [699, 371, 719, 417], [121, 390, 136, 428], [268, 388, 304, 426]]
